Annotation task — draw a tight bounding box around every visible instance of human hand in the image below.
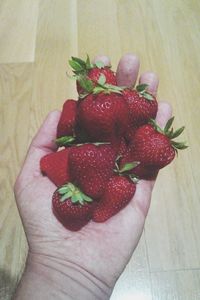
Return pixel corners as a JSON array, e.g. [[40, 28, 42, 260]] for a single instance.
[[14, 54, 172, 300]]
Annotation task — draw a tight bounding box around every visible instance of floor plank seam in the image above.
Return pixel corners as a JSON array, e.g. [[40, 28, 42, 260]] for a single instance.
[[150, 267, 200, 274]]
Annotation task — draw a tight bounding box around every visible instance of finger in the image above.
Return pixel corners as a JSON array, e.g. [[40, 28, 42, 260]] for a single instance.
[[116, 53, 140, 87], [15, 111, 61, 191], [139, 71, 159, 96], [93, 55, 111, 67], [156, 101, 173, 128]]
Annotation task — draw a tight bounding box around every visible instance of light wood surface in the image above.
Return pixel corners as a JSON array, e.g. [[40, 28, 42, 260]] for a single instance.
[[0, 0, 200, 299]]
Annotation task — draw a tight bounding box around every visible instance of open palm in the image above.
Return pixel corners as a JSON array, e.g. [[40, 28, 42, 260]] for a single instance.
[[14, 54, 172, 294]]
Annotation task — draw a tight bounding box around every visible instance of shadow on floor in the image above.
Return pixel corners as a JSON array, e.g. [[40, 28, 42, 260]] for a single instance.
[[0, 268, 19, 300]]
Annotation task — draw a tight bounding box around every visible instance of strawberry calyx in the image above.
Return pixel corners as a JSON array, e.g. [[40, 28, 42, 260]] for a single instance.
[[79, 74, 124, 98], [135, 84, 154, 101], [114, 155, 140, 183], [57, 183, 93, 205], [93, 74, 124, 94], [69, 55, 106, 76], [55, 136, 76, 147], [149, 117, 188, 151], [55, 135, 111, 148]]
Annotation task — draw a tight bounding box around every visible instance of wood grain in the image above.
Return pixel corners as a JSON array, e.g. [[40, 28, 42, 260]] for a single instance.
[[30, 0, 78, 139], [151, 269, 200, 300], [0, 63, 31, 299], [0, 0, 39, 63], [0, 0, 200, 299]]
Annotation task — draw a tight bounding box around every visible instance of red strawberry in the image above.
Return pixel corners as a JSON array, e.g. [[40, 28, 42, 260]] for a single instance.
[[85, 66, 116, 90], [40, 148, 70, 186], [120, 118, 187, 178], [69, 55, 116, 94], [123, 84, 158, 126], [56, 100, 77, 138], [69, 144, 116, 199], [132, 164, 159, 179], [52, 183, 95, 231], [77, 90, 129, 142], [123, 84, 158, 143], [125, 123, 138, 144], [117, 137, 127, 156], [92, 176, 136, 222], [120, 148, 158, 179]]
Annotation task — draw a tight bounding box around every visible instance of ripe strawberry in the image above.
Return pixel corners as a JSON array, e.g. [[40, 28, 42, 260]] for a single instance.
[[123, 84, 158, 143], [125, 123, 138, 144], [69, 55, 116, 94], [92, 176, 136, 222], [77, 84, 129, 142], [120, 117, 187, 178], [52, 183, 95, 231], [40, 148, 70, 186], [120, 148, 159, 179], [88, 66, 116, 85], [69, 144, 116, 199], [117, 137, 127, 156], [123, 84, 158, 126], [56, 99, 77, 138]]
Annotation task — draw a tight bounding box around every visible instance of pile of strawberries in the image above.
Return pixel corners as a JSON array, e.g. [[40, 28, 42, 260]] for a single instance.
[[40, 56, 187, 231]]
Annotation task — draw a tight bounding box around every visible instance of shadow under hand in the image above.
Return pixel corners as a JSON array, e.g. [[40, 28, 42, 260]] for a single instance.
[[0, 268, 19, 300]]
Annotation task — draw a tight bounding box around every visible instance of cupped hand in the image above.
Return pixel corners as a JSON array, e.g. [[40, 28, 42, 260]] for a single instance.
[[14, 54, 172, 297]]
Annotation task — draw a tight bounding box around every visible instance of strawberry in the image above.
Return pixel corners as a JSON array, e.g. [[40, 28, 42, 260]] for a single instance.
[[77, 78, 129, 142], [92, 175, 136, 222], [69, 144, 116, 199], [125, 123, 138, 144], [52, 183, 95, 231], [56, 99, 77, 138], [69, 55, 116, 95], [123, 84, 158, 143], [120, 117, 187, 178], [117, 137, 127, 156], [40, 148, 70, 186], [123, 84, 158, 126], [120, 148, 158, 179]]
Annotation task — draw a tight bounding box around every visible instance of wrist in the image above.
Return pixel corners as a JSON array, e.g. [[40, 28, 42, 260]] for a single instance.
[[14, 252, 112, 300]]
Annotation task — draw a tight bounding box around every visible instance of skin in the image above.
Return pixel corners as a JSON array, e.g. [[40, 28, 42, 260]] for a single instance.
[[14, 54, 172, 300]]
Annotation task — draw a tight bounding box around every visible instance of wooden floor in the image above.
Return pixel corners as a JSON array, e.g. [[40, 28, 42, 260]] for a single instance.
[[0, 1, 200, 299]]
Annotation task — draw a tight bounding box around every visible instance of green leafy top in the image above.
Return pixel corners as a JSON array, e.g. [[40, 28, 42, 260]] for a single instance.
[[79, 74, 124, 98], [55, 136, 75, 147], [69, 55, 106, 76], [57, 183, 93, 205], [149, 117, 188, 151], [136, 84, 154, 101]]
